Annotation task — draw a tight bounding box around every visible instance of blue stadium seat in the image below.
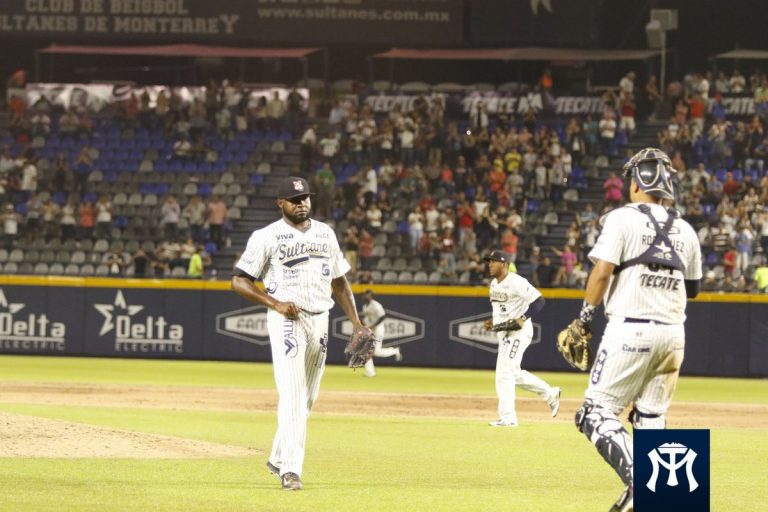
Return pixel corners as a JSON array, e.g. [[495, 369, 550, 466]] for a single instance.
[[526, 200, 540, 213]]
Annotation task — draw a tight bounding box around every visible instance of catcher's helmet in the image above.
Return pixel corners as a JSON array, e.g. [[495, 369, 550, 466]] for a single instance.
[[622, 147, 678, 200]]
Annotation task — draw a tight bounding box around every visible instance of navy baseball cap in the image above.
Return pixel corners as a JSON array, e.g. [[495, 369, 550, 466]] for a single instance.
[[483, 250, 510, 263], [278, 176, 314, 199]]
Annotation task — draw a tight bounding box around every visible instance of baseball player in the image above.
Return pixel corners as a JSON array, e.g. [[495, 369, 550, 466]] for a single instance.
[[483, 249, 561, 427], [564, 148, 702, 511], [231, 176, 364, 491], [360, 289, 403, 377]]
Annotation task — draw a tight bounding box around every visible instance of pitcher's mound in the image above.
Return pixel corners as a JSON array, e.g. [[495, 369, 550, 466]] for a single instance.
[[0, 412, 261, 459]]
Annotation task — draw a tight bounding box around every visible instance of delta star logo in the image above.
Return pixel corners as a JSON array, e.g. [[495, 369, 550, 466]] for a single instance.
[[0, 288, 66, 352], [94, 290, 183, 353]]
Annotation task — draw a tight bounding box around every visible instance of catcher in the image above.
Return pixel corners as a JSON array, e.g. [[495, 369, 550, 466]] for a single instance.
[[483, 250, 561, 427], [556, 148, 701, 511]]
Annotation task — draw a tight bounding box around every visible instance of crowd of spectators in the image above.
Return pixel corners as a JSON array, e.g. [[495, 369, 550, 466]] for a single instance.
[[0, 77, 305, 277], [297, 67, 767, 292], [648, 70, 768, 292], [3, 68, 767, 291]]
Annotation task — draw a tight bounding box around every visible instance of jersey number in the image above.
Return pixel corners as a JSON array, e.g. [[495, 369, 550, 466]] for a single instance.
[[590, 349, 607, 384]]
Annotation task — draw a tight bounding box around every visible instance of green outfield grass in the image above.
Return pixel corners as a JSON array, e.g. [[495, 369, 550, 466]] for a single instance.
[[0, 356, 766, 512]]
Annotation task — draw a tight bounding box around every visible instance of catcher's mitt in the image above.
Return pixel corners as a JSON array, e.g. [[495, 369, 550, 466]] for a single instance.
[[556, 319, 593, 371], [345, 326, 377, 368]]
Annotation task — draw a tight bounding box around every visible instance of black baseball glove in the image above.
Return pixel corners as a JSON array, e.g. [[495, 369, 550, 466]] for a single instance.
[[490, 317, 526, 332], [556, 319, 592, 371], [344, 326, 377, 368]]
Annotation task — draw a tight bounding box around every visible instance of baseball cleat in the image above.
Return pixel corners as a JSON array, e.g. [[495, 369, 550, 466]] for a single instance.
[[266, 461, 280, 479], [489, 419, 518, 427], [281, 472, 303, 491], [395, 348, 403, 362], [548, 387, 562, 418], [609, 485, 633, 512]]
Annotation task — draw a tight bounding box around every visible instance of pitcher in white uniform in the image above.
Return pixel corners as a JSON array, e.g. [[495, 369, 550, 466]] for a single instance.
[[562, 148, 702, 512], [231, 176, 364, 491], [483, 250, 561, 427], [360, 290, 403, 377]]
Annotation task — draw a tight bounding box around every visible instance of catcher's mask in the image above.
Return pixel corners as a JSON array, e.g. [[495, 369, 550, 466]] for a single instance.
[[622, 147, 678, 201]]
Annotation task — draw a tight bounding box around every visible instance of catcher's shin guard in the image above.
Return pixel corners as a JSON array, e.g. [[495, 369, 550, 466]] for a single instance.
[[575, 401, 633, 486], [629, 407, 666, 429]]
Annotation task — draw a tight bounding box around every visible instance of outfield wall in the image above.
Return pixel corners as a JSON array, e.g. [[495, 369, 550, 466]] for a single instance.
[[0, 276, 766, 377]]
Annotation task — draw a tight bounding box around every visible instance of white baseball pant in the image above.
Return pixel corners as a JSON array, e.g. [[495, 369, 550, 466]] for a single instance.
[[496, 322, 553, 424], [267, 309, 329, 477], [585, 319, 685, 417]]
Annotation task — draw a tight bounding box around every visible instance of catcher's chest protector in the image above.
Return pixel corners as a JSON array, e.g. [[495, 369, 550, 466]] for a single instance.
[[613, 204, 685, 275]]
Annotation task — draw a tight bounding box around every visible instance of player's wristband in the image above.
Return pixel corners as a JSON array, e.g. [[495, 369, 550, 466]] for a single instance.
[[579, 301, 597, 324]]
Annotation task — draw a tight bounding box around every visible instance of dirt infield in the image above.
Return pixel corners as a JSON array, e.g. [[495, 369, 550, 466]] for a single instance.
[[1, 382, 766, 458]]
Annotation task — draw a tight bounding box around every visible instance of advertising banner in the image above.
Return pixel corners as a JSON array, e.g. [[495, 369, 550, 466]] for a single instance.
[[0, 282, 765, 377], [1, 0, 462, 45], [365, 91, 607, 116], [364, 92, 759, 118], [24, 83, 308, 112]]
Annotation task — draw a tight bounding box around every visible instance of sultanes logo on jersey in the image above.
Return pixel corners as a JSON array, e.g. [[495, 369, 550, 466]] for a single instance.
[[277, 240, 330, 268], [216, 305, 270, 346], [94, 290, 183, 353], [292, 179, 304, 191], [449, 312, 541, 353], [634, 429, 710, 511], [0, 288, 66, 352], [332, 309, 424, 346]]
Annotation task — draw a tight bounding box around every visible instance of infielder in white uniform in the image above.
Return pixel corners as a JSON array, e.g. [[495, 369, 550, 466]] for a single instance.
[[564, 148, 702, 512], [231, 176, 364, 491], [483, 250, 561, 427], [360, 290, 403, 377]]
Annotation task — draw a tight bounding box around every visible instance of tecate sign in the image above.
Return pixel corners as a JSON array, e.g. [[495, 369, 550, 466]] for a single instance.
[[449, 312, 541, 353], [215, 305, 269, 345]]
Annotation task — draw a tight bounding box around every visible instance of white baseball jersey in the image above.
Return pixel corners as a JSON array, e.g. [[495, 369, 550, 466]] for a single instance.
[[590, 203, 702, 324], [362, 299, 386, 339], [489, 272, 541, 340], [235, 218, 351, 313]]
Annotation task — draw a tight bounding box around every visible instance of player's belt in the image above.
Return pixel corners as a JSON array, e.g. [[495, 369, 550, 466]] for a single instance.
[[624, 317, 669, 325]]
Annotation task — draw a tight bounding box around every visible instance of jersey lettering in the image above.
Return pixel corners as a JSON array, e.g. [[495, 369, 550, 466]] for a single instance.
[[277, 241, 330, 261], [639, 274, 682, 290]]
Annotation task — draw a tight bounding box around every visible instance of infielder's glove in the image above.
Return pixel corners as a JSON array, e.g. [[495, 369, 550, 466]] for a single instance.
[[556, 319, 593, 371], [491, 318, 525, 332], [344, 326, 377, 368]]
